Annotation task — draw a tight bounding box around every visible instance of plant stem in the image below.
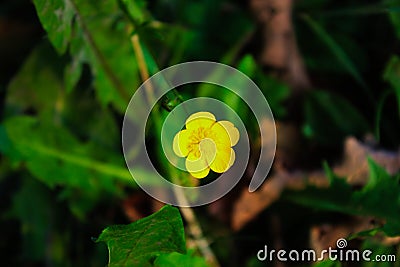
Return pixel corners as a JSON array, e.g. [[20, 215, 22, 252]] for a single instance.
[[172, 184, 221, 267], [130, 33, 220, 267]]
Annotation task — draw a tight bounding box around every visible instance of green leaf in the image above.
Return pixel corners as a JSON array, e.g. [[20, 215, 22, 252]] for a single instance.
[[383, 55, 400, 117], [0, 124, 22, 163], [96, 205, 186, 267], [117, 0, 149, 26], [236, 54, 290, 118], [285, 160, 400, 236], [256, 74, 290, 119], [3, 43, 157, 195], [64, 55, 83, 93], [1, 116, 133, 187], [154, 252, 209, 267], [33, 0, 140, 112], [196, 54, 288, 123], [361, 238, 397, 267], [348, 227, 381, 240], [237, 55, 257, 76], [302, 90, 369, 145], [0, 115, 141, 219], [6, 42, 65, 115], [32, 0, 74, 54], [221, 55, 256, 119]]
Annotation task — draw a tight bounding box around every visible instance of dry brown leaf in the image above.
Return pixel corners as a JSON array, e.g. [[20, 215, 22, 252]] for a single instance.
[[231, 174, 285, 230], [334, 137, 400, 184]]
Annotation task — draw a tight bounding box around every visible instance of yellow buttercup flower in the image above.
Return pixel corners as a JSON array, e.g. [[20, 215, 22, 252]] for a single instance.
[[173, 112, 239, 178]]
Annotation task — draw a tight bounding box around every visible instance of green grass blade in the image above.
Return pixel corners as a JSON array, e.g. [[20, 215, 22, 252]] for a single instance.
[[301, 14, 373, 102]]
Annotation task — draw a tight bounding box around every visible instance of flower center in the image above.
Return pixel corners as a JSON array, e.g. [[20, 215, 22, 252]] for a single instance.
[[186, 126, 217, 161], [189, 127, 212, 143]]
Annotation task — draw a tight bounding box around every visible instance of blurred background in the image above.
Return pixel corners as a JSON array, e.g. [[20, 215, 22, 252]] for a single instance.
[[1, 0, 400, 266]]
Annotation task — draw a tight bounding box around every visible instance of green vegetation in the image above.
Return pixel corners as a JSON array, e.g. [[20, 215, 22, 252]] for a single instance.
[[1, 0, 400, 266]]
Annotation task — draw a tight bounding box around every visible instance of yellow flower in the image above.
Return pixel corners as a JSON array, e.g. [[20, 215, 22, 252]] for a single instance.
[[172, 111, 239, 178]]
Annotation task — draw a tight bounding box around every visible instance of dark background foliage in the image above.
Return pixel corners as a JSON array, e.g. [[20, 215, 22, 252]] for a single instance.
[[0, 0, 400, 266]]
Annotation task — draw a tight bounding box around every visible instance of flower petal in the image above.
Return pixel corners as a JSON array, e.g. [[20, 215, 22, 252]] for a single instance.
[[216, 121, 240, 146], [210, 147, 235, 173], [185, 111, 216, 130], [172, 129, 191, 157], [189, 166, 211, 179], [210, 121, 231, 146], [185, 156, 210, 179]]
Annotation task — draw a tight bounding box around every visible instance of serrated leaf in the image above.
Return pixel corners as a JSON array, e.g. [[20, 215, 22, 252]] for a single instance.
[[1, 116, 133, 187], [285, 159, 400, 236], [33, 0, 140, 111], [3, 43, 152, 195], [96, 205, 186, 267], [0, 115, 140, 218]]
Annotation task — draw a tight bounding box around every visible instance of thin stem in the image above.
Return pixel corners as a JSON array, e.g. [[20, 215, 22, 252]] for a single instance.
[[171, 177, 220, 267], [131, 33, 220, 267], [131, 34, 156, 105]]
